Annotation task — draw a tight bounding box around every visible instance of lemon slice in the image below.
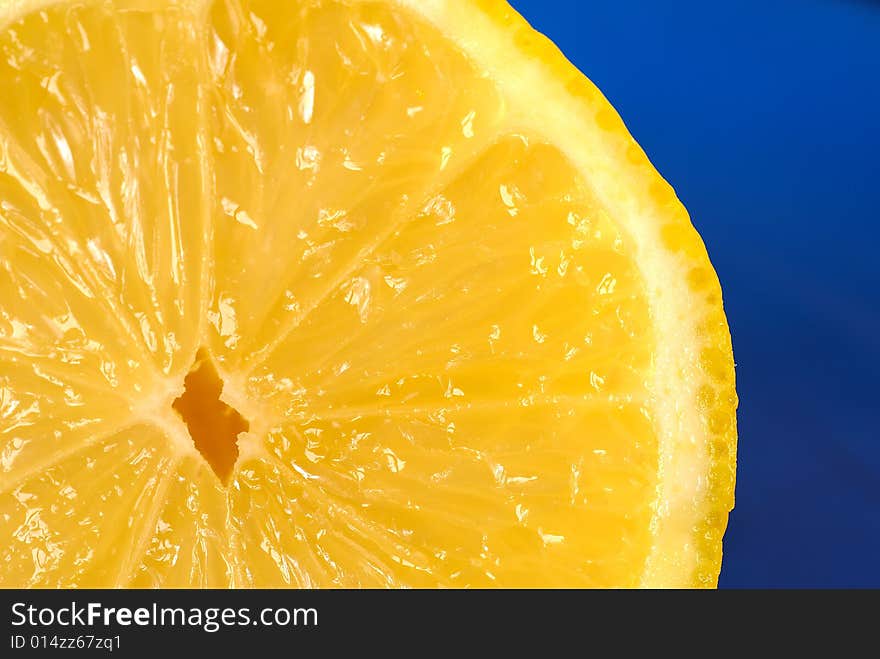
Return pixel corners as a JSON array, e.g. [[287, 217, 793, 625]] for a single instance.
[[0, 0, 736, 588]]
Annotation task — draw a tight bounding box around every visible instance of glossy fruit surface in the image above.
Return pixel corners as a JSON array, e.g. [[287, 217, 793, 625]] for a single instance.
[[0, 0, 737, 587]]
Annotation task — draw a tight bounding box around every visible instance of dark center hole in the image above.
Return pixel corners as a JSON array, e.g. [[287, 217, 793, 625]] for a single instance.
[[172, 348, 249, 485]]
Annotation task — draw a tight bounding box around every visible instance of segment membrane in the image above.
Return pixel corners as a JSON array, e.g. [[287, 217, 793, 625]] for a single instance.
[[0, 2, 208, 380], [0, 424, 175, 587], [205, 0, 505, 366]]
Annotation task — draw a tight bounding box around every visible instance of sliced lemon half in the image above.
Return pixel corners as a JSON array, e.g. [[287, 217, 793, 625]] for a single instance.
[[0, 0, 737, 588]]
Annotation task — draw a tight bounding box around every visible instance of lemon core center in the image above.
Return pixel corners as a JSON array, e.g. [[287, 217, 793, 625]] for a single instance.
[[172, 348, 249, 484]]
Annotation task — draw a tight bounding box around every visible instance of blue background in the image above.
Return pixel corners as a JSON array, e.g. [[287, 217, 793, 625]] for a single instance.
[[509, 0, 880, 587]]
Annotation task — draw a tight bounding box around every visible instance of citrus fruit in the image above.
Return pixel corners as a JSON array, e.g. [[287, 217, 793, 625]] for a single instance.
[[0, 0, 737, 588]]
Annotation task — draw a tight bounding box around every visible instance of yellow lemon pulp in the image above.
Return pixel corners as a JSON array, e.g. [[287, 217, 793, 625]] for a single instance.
[[0, 0, 737, 588]]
